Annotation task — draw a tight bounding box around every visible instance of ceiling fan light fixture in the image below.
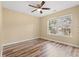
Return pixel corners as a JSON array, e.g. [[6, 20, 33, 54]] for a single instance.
[[37, 8, 42, 11], [28, 1, 50, 14]]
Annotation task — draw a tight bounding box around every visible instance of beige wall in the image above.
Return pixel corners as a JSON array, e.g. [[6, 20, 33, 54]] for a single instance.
[[40, 6, 79, 47], [0, 2, 2, 57], [3, 8, 40, 45]]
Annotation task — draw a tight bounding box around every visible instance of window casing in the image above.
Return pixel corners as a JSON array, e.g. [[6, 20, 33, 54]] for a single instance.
[[47, 15, 72, 37]]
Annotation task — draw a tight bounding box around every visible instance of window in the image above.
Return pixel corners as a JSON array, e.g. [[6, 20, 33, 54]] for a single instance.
[[48, 15, 72, 37]]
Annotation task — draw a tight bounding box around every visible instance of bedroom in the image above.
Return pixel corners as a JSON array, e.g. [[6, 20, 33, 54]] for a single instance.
[[0, 1, 79, 57]]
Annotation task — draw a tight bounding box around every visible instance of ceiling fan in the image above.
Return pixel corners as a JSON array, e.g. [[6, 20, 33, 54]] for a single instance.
[[28, 1, 50, 14]]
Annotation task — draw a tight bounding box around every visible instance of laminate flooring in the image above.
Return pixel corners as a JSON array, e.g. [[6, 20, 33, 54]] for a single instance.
[[3, 38, 79, 57]]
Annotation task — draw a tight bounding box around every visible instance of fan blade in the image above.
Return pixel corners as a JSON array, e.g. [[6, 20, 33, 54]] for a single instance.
[[28, 5, 38, 8], [40, 10, 43, 14], [32, 9, 37, 12], [40, 1, 45, 7], [42, 8, 50, 10]]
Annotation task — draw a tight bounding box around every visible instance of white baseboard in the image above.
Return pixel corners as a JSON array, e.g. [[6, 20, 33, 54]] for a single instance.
[[41, 37, 79, 48], [2, 37, 39, 47]]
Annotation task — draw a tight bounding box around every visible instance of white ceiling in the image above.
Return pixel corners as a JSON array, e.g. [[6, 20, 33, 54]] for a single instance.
[[2, 1, 79, 17]]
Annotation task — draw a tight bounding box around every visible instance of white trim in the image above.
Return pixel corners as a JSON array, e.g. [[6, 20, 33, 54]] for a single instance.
[[41, 36, 79, 48], [2, 37, 39, 47]]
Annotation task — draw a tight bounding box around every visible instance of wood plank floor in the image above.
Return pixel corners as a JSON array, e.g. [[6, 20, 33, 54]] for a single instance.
[[3, 38, 79, 57]]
